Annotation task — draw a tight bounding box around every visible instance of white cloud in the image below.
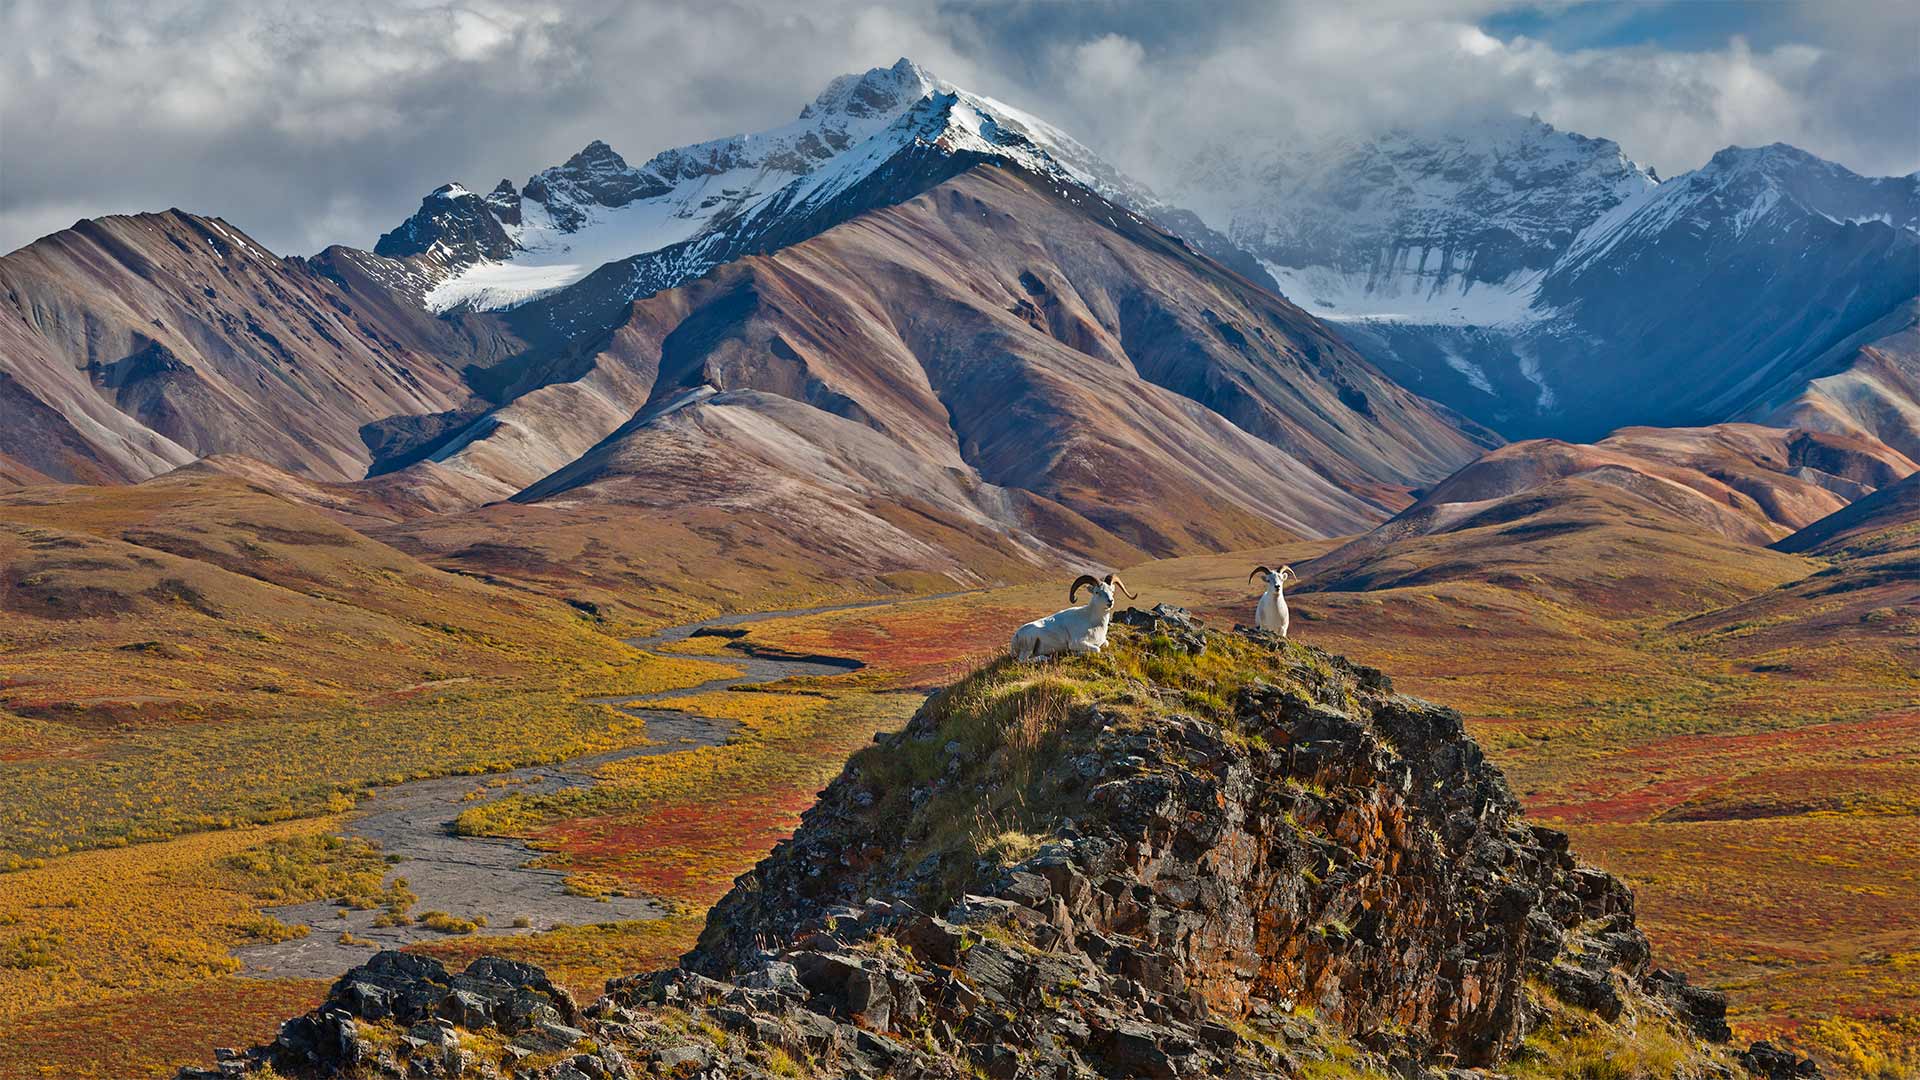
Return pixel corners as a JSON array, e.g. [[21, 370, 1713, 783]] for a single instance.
[[1021, 2, 1916, 196], [1066, 34, 1147, 93], [0, 0, 1912, 256]]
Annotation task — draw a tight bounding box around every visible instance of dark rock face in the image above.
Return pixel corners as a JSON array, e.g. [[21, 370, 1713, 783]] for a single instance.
[[176, 615, 1781, 1079], [374, 184, 520, 264], [181, 952, 587, 1079], [522, 140, 673, 230], [1740, 1041, 1822, 1079]]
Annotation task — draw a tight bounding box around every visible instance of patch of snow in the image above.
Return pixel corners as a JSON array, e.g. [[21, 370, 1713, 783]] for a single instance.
[[1262, 259, 1548, 327], [1515, 345, 1556, 411], [424, 189, 714, 312], [1554, 176, 1683, 277], [1179, 113, 1655, 329], [413, 58, 1151, 314], [1731, 185, 1781, 238], [1438, 344, 1495, 395]]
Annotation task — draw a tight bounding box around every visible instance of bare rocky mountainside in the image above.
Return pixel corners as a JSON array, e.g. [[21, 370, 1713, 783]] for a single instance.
[[0, 60, 1494, 594], [176, 610, 1803, 1080], [0, 211, 485, 484], [499, 164, 1494, 551]]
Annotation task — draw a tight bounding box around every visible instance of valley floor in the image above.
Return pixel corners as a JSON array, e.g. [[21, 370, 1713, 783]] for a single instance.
[[1, 541, 1915, 1078]]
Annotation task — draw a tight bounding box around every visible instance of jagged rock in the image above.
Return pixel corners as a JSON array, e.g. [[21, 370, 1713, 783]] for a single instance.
[[1115, 603, 1207, 654], [1645, 967, 1734, 1042], [1740, 1041, 1823, 1079]]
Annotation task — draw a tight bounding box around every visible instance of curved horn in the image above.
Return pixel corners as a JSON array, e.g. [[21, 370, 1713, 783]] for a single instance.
[[1249, 565, 1274, 584], [1105, 574, 1138, 600], [1070, 574, 1102, 602], [1280, 565, 1297, 581]]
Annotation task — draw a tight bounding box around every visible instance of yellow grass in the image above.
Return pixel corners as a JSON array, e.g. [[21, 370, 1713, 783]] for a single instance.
[[0, 816, 342, 1026]]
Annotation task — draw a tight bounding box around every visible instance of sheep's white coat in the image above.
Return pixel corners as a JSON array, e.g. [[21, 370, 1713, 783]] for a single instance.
[[1254, 568, 1292, 637], [1011, 582, 1117, 660]]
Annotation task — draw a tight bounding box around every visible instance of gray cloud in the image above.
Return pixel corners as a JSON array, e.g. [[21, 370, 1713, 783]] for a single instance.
[[2, 0, 1914, 255]]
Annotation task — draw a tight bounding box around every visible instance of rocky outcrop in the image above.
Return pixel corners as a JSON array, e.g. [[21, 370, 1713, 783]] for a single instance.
[[179, 610, 1781, 1078], [375, 183, 522, 265]]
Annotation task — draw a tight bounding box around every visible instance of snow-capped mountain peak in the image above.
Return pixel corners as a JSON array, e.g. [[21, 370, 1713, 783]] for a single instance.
[[799, 56, 941, 120], [1556, 140, 1920, 280], [1171, 113, 1657, 327], [376, 58, 1156, 314], [1169, 121, 1918, 444]]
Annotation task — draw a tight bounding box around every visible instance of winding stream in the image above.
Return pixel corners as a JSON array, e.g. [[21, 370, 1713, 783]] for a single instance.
[[232, 597, 909, 980]]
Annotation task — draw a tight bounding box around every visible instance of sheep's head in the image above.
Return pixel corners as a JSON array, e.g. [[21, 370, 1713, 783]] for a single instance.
[[1071, 573, 1137, 608], [1250, 565, 1298, 589]]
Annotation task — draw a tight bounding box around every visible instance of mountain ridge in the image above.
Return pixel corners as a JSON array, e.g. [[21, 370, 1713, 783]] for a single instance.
[[1178, 121, 1920, 443], [0, 60, 1509, 602]]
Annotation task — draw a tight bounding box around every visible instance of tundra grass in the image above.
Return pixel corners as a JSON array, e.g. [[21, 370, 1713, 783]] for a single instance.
[[404, 914, 705, 1002], [0, 817, 370, 1027], [0, 657, 727, 863], [0, 976, 328, 1080], [0, 814, 368, 1078], [456, 686, 923, 908]]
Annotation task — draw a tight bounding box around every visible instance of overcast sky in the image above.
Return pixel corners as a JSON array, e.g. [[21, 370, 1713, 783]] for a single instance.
[[3, 0, 1915, 256]]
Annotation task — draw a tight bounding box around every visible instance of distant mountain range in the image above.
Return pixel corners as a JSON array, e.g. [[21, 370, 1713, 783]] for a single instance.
[[0, 59, 1913, 600], [1174, 117, 1920, 445], [0, 60, 1500, 597]]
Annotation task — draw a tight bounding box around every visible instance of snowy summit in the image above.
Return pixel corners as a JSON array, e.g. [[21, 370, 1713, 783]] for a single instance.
[[379, 59, 1150, 313]]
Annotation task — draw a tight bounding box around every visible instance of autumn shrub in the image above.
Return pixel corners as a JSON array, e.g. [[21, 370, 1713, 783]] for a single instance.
[[418, 911, 481, 935]]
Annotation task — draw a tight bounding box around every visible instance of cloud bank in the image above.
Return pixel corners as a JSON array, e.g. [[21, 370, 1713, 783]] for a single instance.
[[2, 0, 1913, 255]]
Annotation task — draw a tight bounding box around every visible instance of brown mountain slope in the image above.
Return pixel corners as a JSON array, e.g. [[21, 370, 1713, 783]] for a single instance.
[[1582, 423, 1912, 524], [176, 454, 500, 527], [0, 212, 487, 482], [1337, 422, 1908, 552], [1302, 421, 1911, 615], [0, 448, 51, 489], [0, 472, 677, 728], [1775, 469, 1920, 553], [1755, 298, 1920, 463], [507, 165, 1494, 555]]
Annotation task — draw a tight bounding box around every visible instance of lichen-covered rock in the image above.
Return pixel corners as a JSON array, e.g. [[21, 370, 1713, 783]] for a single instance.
[[178, 613, 1793, 1079]]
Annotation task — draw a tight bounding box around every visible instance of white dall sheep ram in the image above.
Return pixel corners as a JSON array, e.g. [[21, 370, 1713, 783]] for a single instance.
[[1010, 574, 1138, 660], [1250, 564, 1297, 637]]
